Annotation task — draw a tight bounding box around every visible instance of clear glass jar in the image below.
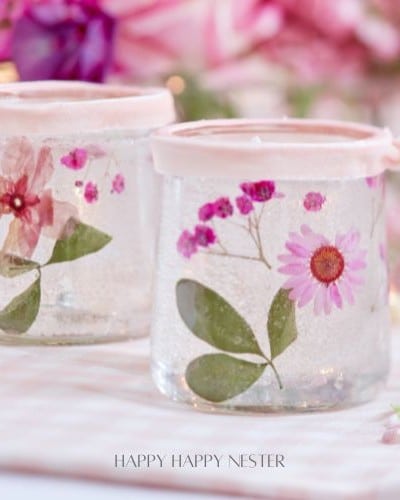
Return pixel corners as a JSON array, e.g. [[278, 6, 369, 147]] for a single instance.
[[0, 81, 174, 344], [150, 119, 394, 412]]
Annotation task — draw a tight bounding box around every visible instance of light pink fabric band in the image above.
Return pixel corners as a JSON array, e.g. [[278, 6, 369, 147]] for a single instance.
[[0, 81, 175, 135], [151, 119, 398, 180]]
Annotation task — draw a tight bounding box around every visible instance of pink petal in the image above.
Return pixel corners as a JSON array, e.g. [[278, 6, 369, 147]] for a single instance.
[[337, 229, 360, 252], [278, 254, 307, 264], [329, 282, 343, 309], [313, 285, 326, 316], [344, 271, 364, 286], [43, 199, 79, 240], [18, 221, 41, 258], [282, 273, 310, 290], [338, 278, 355, 305], [1, 218, 21, 255], [346, 258, 366, 271], [298, 282, 317, 307], [2, 137, 34, 182], [285, 241, 309, 258], [278, 263, 307, 275], [37, 189, 54, 227], [323, 286, 332, 314], [29, 146, 54, 194]]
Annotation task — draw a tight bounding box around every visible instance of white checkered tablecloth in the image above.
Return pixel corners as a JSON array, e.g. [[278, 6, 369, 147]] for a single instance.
[[0, 332, 399, 500]]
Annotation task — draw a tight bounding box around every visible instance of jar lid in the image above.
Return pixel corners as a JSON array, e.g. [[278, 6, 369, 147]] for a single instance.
[[0, 81, 175, 135], [151, 119, 398, 180]]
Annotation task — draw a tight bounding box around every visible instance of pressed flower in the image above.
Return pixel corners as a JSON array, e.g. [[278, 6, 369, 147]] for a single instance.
[[236, 195, 254, 215], [198, 202, 215, 222], [0, 137, 77, 257], [177, 230, 197, 258], [278, 225, 366, 315], [61, 148, 88, 170], [240, 180, 275, 202], [213, 197, 233, 218], [111, 173, 125, 194], [84, 181, 98, 203], [194, 225, 216, 247], [303, 192, 326, 211]]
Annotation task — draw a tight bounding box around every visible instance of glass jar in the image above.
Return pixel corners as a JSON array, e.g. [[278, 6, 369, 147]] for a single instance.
[[0, 81, 174, 344], [150, 119, 396, 411]]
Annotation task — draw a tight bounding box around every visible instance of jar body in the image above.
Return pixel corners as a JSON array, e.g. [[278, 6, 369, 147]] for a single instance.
[[151, 174, 389, 411], [0, 132, 159, 344]]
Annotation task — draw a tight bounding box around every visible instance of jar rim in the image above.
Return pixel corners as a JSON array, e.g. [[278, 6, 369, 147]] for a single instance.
[[151, 119, 396, 180], [0, 81, 175, 135]]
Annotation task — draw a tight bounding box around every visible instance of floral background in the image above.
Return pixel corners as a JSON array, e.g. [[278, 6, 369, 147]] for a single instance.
[[2, 0, 400, 124]]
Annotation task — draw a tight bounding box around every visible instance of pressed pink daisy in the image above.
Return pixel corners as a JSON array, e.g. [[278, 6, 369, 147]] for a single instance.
[[278, 225, 367, 315]]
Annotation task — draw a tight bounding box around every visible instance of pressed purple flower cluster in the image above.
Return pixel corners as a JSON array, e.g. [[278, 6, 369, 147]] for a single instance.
[[177, 180, 279, 258]]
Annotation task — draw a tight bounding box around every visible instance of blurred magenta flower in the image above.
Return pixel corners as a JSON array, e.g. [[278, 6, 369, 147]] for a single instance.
[[11, 0, 116, 81], [0, 0, 24, 61]]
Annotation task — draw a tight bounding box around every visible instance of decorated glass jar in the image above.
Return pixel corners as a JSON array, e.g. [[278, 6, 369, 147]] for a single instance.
[[151, 119, 397, 411], [0, 81, 174, 344]]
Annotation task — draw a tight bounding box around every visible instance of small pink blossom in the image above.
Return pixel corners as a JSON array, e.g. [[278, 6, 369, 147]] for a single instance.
[[61, 148, 88, 170], [177, 230, 197, 259], [303, 192, 326, 212], [240, 180, 275, 202], [74, 180, 83, 187], [111, 173, 125, 194], [198, 202, 215, 222], [213, 197, 233, 218], [236, 195, 254, 215], [194, 225, 216, 247], [84, 182, 98, 204]]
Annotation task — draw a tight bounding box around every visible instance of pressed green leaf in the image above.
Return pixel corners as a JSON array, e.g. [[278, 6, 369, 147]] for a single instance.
[[0, 277, 41, 334], [186, 353, 265, 402], [47, 218, 112, 265], [0, 254, 39, 278], [176, 279, 263, 355], [267, 288, 298, 359]]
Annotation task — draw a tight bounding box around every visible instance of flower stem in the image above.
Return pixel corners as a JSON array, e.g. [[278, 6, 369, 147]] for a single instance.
[[262, 355, 283, 390]]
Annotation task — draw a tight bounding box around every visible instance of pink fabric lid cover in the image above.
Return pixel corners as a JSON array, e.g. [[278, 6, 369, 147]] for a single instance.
[[151, 118, 399, 180], [0, 81, 175, 135]]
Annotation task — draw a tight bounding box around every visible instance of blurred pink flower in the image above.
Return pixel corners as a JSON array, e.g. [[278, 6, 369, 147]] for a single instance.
[[228, 0, 400, 84], [0, 138, 77, 257], [11, 0, 116, 82], [103, 0, 209, 80]]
